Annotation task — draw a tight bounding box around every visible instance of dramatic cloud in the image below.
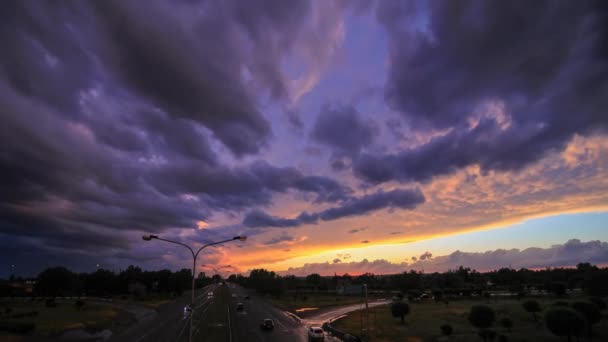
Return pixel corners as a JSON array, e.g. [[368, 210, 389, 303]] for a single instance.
[[357, 1, 608, 184], [280, 239, 608, 276], [311, 105, 377, 155], [242, 188, 425, 228]]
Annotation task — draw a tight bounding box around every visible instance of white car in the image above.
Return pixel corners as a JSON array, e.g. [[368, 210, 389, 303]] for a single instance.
[[208, 291, 213, 297], [307, 326, 324, 341]]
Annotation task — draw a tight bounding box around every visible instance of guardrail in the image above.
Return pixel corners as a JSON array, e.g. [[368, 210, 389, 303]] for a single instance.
[[322, 315, 362, 342]]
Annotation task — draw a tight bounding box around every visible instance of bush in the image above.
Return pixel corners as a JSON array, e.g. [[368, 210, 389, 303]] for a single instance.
[[552, 301, 569, 307], [544, 307, 586, 341], [571, 301, 601, 336], [0, 321, 36, 334], [522, 300, 541, 321], [440, 324, 453, 336], [469, 305, 496, 329], [497, 334, 508, 342]]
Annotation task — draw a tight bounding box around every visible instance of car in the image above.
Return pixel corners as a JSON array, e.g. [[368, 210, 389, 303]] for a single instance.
[[231, 293, 237, 298], [260, 318, 274, 330], [208, 291, 213, 297], [236, 302, 244, 311], [244, 295, 250, 300], [307, 326, 324, 341]]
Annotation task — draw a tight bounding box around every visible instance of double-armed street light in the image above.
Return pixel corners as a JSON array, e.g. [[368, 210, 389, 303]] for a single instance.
[[142, 234, 246, 342]]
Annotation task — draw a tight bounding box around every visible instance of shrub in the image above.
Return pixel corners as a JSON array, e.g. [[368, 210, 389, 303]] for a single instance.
[[571, 301, 601, 336], [544, 308, 586, 342], [469, 305, 496, 330], [522, 300, 541, 321], [552, 301, 569, 307]]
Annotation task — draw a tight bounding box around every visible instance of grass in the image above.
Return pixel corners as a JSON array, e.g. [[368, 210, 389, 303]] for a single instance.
[[270, 293, 369, 313], [332, 296, 608, 341], [0, 299, 121, 337]]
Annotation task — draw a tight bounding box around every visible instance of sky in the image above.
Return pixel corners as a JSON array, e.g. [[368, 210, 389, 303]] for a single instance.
[[2, 0, 608, 278]]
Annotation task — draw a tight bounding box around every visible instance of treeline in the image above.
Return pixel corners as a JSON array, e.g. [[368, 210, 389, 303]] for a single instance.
[[1, 265, 222, 298], [3, 263, 607, 299], [229, 263, 608, 298]]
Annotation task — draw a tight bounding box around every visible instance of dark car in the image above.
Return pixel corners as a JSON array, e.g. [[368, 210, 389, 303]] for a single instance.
[[260, 318, 274, 330], [244, 295, 250, 300], [236, 302, 244, 311]]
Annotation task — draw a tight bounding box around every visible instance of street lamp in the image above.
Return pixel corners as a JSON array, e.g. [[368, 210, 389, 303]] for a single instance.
[[142, 234, 246, 342]]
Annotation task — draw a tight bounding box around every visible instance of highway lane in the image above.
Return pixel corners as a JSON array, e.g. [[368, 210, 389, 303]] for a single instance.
[[109, 284, 216, 342], [112, 283, 377, 342], [228, 285, 307, 342]]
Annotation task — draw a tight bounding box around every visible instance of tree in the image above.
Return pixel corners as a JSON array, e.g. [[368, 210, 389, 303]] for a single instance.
[[572, 301, 600, 336], [390, 301, 410, 325], [522, 300, 541, 322], [469, 305, 496, 341], [35, 267, 74, 297], [544, 308, 586, 342], [306, 273, 322, 292], [499, 317, 513, 332]]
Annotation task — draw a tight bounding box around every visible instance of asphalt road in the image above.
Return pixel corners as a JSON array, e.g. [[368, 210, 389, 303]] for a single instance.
[[110, 283, 354, 342], [109, 285, 214, 342]]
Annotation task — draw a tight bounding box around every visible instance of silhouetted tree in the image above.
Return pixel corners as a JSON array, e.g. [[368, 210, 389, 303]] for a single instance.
[[544, 308, 586, 342], [522, 300, 541, 322], [306, 273, 322, 292], [35, 267, 74, 297], [390, 301, 410, 325]]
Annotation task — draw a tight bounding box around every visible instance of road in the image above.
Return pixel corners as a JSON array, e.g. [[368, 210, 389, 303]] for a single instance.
[[109, 283, 374, 342]]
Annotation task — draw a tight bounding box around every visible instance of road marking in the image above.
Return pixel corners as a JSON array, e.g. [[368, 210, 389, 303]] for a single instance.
[[227, 304, 232, 342]]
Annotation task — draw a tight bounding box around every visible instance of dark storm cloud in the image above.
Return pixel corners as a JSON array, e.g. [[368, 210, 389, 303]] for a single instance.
[[0, 0, 355, 276], [243, 188, 425, 228], [92, 0, 311, 156], [363, 0, 608, 183], [311, 105, 378, 155]]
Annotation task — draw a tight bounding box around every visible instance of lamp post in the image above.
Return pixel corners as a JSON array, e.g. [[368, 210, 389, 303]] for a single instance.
[[142, 234, 246, 342]]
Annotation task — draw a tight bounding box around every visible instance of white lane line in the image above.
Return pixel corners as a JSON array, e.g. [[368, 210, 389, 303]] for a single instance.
[[227, 304, 232, 342]]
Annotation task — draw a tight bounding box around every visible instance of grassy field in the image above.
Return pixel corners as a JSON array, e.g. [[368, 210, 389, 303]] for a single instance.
[[0, 298, 130, 338], [332, 297, 608, 341], [270, 293, 369, 313]]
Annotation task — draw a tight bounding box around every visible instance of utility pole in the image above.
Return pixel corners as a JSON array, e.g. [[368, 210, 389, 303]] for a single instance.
[[364, 283, 369, 340]]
